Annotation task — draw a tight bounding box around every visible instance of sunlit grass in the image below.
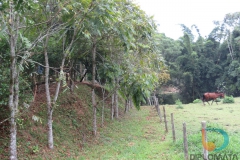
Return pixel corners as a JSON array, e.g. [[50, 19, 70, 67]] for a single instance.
[[79, 97, 240, 159], [165, 97, 240, 158], [81, 107, 173, 159]]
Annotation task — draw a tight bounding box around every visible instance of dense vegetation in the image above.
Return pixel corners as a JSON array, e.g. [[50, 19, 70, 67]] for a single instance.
[[0, 0, 240, 159], [158, 13, 240, 103], [1, 0, 169, 159]]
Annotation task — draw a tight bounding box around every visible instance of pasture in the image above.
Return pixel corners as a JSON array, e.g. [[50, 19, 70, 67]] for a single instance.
[[162, 97, 240, 159], [80, 97, 240, 159]]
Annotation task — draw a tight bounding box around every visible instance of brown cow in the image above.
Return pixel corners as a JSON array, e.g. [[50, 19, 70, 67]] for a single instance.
[[202, 92, 225, 106]]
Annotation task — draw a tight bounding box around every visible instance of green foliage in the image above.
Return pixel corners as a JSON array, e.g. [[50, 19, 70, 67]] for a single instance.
[[131, 83, 147, 110], [5, 1, 240, 159], [215, 97, 222, 102], [16, 118, 25, 129], [183, 33, 193, 54], [157, 93, 180, 105], [193, 99, 202, 103], [0, 34, 9, 106], [176, 105, 184, 109], [175, 99, 183, 109], [223, 95, 235, 103], [19, 32, 32, 49], [31, 145, 39, 154]]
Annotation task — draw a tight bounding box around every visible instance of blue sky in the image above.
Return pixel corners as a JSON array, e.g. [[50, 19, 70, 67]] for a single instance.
[[134, 0, 240, 39]]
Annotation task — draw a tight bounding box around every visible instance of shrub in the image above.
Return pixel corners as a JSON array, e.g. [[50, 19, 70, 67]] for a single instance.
[[157, 93, 180, 105], [215, 98, 221, 102], [175, 99, 182, 105], [176, 105, 184, 109], [193, 99, 202, 103], [175, 99, 183, 109], [223, 96, 234, 103]]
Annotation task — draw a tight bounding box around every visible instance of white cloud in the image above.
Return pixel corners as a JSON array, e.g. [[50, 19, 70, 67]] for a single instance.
[[134, 0, 240, 39]]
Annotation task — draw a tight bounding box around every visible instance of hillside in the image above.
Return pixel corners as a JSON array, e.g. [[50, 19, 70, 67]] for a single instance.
[[0, 82, 125, 159]]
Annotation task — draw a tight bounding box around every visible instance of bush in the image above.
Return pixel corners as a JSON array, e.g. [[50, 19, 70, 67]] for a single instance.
[[157, 93, 180, 105], [193, 99, 202, 103], [176, 105, 184, 109], [223, 96, 234, 103], [175, 99, 183, 109], [215, 98, 221, 102]]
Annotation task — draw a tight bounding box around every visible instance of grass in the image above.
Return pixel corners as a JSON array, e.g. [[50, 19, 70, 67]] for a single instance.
[[164, 97, 240, 159], [78, 97, 240, 159], [2, 84, 240, 159], [81, 108, 169, 159]]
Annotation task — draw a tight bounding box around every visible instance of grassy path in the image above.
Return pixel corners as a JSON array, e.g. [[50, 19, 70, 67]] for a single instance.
[[80, 106, 178, 160]]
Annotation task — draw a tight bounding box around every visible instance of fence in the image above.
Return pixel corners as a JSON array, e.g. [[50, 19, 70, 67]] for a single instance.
[[152, 98, 240, 160]]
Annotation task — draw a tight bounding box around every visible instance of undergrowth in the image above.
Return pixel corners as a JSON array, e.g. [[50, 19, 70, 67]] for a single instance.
[[175, 99, 184, 109], [0, 83, 124, 159], [193, 98, 202, 103], [223, 95, 235, 103]]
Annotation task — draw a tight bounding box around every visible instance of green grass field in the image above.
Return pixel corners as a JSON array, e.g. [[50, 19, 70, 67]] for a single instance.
[[79, 97, 240, 159]]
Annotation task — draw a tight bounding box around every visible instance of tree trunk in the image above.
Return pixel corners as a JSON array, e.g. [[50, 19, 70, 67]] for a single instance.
[[148, 97, 151, 106], [33, 73, 37, 102], [114, 90, 118, 118], [66, 72, 69, 82], [111, 94, 114, 120], [79, 62, 83, 81], [71, 66, 74, 92], [92, 38, 97, 136], [53, 54, 67, 103], [113, 78, 119, 118], [226, 31, 234, 60], [8, 1, 19, 159], [58, 26, 77, 96], [124, 99, 128, 113], [9, 41, 18, 160], [73, 64, 76, 82], [130, 99, 133, 108], [101, 88, 105, 127], [44, 35, 54, 149], [124, 96, 130, 113], [46, 23, 77, 148]]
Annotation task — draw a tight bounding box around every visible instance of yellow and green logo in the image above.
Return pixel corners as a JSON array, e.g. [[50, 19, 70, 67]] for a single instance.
[[201, 128, 229, 151]]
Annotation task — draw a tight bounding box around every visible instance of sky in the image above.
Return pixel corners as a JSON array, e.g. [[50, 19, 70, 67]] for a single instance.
[[133, 0, 240, 40]]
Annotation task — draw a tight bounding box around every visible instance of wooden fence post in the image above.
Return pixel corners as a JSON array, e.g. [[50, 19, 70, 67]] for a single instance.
[[171, 113, 176, 142], [202, 121, 208, 160], [155, 97, 162, 122], [183, 122, 189, 160], [163, 106, 168, 132]]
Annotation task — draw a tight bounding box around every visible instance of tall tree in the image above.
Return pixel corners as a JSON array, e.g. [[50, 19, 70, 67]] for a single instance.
[[0, 0, 40, 158]]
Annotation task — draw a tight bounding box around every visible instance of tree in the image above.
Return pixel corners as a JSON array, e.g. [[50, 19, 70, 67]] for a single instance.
[[39, 0, 95, 148], [0, 0, 40, 158]]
